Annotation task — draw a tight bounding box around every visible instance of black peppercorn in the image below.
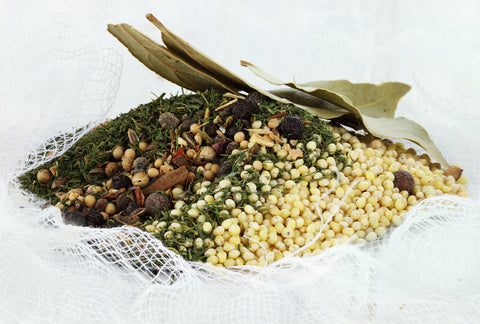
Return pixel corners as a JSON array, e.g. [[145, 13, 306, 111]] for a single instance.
[[204, 124, 218, 138], [158, 112, 180, 129], [216, 162, 233, 178], [218, 106, 232, 118], [63, 210, 87, 226], [115, 192, 133, 211], [133, 157, 149, 170], [144, 192, 172, 216], [94, 198, 108, 212], [111, 173, 132, 189], [104, 219, 122, 228], [246, 91, 264, 106], [231, 100, 254, 120], [125, 202, 139, 215], [181, 114, 196, 132], [225, 142, 240, 155], [87, 208, 106, 226], [225, 125, 240, 140], [74, 199, 85, 213], [279, 115, 305, 139], [214, 135, 226, 143]]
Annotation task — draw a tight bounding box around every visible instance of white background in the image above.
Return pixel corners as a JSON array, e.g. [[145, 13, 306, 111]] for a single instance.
[[1, 1, 479, 323]]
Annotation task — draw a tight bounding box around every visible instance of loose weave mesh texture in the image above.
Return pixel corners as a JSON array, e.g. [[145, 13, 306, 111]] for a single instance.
[[2, 1, 480, 323]]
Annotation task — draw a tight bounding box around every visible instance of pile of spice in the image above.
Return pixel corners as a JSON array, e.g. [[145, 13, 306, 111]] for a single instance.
[[19, 89, 468, 267]]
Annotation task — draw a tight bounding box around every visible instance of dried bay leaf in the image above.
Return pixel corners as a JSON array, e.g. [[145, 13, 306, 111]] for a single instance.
[[241, 61, 448, 166], [145, 14, 252, 93], [107, 23, 234, 92], [361, 115, 447, 167], [107, 24, 192, 90], [242, 60, 410, 119], [295, 80, 411, 118], [269, 88, 350, 119], [108, 14, 337, 114], [108, 15, 449, 166]]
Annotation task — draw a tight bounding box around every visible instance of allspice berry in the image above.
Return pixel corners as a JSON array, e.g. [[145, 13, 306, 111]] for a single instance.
[[393, 170, 415, 195], [105, 162, 120, 177], [37, 169, 51, 184]]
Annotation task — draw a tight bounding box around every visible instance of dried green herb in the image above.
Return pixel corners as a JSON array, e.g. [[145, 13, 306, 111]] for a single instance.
[[19, 89, 344, 263]]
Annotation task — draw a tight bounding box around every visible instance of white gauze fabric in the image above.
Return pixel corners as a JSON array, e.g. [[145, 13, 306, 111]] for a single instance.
[[1, 1, 479, 323]]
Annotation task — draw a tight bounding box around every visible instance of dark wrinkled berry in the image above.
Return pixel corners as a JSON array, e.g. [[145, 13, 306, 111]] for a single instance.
[[204, 124, 218, 138], [125, 202, 139, 215], [94, 198, 108, 212], [246, 91, 264, 106], [74, 199, 85, 212], [158, 112, 179, 129], [216, 162, 233, 178], [231, 100, 254, 120], [133, 157, 149, 170], [64, 210, 87, 226], [104, 219, 122, 228], [115, 192, 133, 211], [111, 173, 132, 189], [212, 141, 228, 155], [225, 126, 240, 139], [87, 208, 106, 226], [393, 170, 415, 195], [279, 115, 305, 139], [225, 142, 239, 155], [240, 119, 250, 127], [181, 115, 196, 132], [214, 135, 226, 143], [218, 106, 232, 118], [144, 192, 172, 216]]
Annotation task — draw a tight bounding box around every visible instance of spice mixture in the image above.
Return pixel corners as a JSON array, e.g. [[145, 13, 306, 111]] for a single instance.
[[19, 89, 468, 267]]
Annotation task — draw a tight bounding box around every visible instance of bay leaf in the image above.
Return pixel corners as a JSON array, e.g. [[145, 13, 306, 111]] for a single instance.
[[107, 23, 193, 90], [362, 115, 448, 167], [107, 23, 235, 92], [269, 88, 350, 119], [241, 60, 410, 119], [108, 16, 449, 166], [145, 13, 252, 93], [296, 80, 411, 118], [241, 61, 448, 166]]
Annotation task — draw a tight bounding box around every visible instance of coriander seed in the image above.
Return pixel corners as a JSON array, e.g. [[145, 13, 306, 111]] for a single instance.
[[112, 145, 124, 160]]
